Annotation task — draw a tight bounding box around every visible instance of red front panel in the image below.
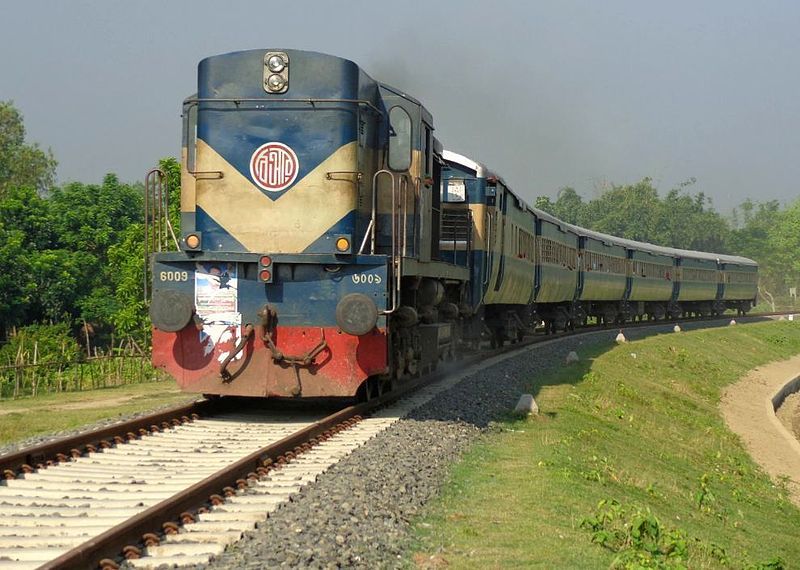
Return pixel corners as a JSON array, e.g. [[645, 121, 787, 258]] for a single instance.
[[152, 325, 388, 398]]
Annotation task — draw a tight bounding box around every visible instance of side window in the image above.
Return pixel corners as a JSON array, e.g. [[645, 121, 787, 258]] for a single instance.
[[388, 106, 412, 171], [442, 178, 466, 202]]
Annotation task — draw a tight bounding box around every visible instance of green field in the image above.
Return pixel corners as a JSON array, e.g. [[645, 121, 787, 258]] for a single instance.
[[413, 321, 800, 569], [0, 381, 194, 445]]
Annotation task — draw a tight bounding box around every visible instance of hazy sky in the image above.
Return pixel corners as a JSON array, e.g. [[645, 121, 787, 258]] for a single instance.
[[2, 1, 798, 211]]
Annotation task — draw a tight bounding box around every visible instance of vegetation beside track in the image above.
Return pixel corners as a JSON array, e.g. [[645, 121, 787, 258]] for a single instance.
[[0, 380, 192, 445], [413, 321, 800, 569]]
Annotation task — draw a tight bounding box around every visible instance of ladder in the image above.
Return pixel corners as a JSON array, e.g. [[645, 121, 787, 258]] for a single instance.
[[143, 168, 179, 301]]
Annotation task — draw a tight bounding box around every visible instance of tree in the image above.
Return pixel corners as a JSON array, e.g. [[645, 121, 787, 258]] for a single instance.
[[584, 178, 662, 242], [657, 188, 730, 252], [0, 185, 53, 249], [28, 249, 96, 323], [49, 174, 143, 260], [766, 199, 800, 295], [108, 223, 148, 341], [0, 222, 35, 336], [158, 156, 181, 236], [551, 187, 587, 226], [0, 101, 57, 197], [536, 178, 732, 253], [729, 200, 783, 301], [534, 195, 555, 213]]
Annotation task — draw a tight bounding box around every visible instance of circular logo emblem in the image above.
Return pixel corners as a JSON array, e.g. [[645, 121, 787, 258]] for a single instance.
[[249, 142, 299, 192]]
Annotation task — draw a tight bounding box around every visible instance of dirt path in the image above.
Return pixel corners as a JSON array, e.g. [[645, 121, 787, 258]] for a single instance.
[[721, 354, 800, 507]]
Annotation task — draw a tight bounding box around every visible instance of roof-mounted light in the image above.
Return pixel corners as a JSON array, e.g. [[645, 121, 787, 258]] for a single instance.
[[266, 74, 286, 92], [264, 51, 289, 94], [267, 55, 285, 73]]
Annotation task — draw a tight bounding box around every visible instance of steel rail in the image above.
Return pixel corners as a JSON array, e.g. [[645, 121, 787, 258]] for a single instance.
[[4, 309, 794, 569], [39, 371, 441, 570], [0, 399, 218, 479], [2, 310, 787, 481]]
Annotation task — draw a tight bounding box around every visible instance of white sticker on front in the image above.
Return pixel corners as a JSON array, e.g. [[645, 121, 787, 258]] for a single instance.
[[194, 262, 243, 362]]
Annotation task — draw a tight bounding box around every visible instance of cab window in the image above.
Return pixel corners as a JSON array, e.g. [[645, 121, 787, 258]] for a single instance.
[[388, 106, 412, 171]]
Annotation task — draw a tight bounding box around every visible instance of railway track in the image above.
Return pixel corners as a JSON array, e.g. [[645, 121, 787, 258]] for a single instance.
[[0, 311, 794, 569], [0, 408, 327, 569]]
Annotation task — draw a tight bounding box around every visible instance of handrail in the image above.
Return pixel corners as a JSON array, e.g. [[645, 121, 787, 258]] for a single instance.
[[144, 169, 179, 302], [467, 209, 473, 267], [401, 176, 411, 258], [183, 97, 384, 117], [357, 218, 374, 255], [365, 169, 401, 315], [483, 208, 493, 287], [385, 175, 405, 314]]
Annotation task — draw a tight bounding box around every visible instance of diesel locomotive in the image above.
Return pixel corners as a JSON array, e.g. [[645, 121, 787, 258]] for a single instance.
[[148, 49, 758, 400]]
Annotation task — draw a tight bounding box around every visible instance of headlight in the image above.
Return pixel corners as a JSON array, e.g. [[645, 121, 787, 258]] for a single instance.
[[184, 233, 201, 250], [149, 290, 194, 332], [263, 51, 289, 94], [335, 237, 350, 252], [266, 74, 286, 92], [267, 55, 285, 72]]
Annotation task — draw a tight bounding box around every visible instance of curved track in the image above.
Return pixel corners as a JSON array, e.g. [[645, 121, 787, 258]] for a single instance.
[[0, 410, 326, 569], [0, 311, 793, 569]]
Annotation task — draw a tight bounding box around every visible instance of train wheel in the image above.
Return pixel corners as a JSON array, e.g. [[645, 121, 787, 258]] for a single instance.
[[356, 380, 370, 402], [490, 330, 505, 348]]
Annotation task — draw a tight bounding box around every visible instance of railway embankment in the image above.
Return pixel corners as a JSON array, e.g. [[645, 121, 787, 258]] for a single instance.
[[412, 321, 800, 569], [200, 319, 790, 569], [2, 319, 797, 568]]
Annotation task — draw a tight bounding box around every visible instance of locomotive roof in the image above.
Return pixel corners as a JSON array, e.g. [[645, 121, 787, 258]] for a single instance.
[[565, 224, 757, 266], [443, 149, 758, 268], [377, 82, 423, 106], [441, 150, 487, 177]]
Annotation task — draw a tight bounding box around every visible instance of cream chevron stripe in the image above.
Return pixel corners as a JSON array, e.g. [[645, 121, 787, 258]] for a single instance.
[[195, 139, 358, 252]]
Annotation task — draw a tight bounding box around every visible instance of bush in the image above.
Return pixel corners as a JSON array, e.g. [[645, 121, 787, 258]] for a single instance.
[[0, 323, 81, 367]]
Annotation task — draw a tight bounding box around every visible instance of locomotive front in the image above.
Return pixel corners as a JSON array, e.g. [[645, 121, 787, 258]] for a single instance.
[[149, 49, 389, 398]]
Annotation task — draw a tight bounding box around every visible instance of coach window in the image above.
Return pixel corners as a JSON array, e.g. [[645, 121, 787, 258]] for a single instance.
[[388, 106, 412, 171]]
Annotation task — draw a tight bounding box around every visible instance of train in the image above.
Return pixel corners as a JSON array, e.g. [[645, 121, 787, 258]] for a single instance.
[[147, 49, 758, 400]]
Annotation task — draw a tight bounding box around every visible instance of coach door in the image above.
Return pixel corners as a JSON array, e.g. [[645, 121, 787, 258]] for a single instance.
[[492, 184, 508, 292]]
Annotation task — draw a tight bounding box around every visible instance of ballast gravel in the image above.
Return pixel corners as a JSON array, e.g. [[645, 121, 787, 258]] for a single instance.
[[203, 320, 737, 570], [0, 319, 747, 569]]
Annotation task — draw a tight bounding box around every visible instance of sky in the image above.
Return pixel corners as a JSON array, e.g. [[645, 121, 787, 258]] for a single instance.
[[2, 0, 799, 211]]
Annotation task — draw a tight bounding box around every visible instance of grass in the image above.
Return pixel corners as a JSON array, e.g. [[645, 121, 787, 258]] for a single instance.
[[752, 298, 799, 314], [413, 321, 800, 569], [0, 380, 194, 445]]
